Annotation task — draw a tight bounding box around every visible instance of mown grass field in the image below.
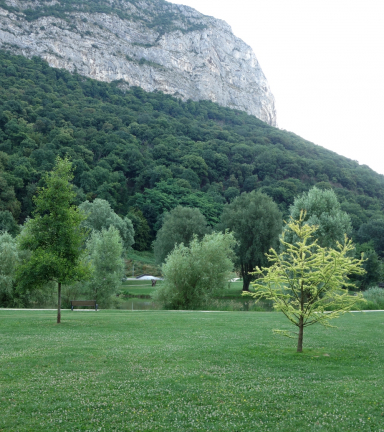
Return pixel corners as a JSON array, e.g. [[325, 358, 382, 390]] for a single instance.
[[1, 310, 383, 431]]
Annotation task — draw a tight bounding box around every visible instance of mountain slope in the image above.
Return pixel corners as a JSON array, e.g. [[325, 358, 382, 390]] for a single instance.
[[1, 51, 384, 250], [0, 0, 276, 125]]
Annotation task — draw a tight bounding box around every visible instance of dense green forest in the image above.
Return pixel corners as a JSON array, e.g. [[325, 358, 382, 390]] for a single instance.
[[1, 51, 384, 255]]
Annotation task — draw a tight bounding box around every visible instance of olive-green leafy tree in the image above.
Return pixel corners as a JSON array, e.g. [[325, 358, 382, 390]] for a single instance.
[[154, 231, 236, 310], [153, 206, 210, 264], [84, 226, 125, 307], [285, 187, 352, 249], [17, 157, 91, 323], [246, 213, 365, 352], [79, 198, 134, 252], [0, 231, 21, 306], [219, 191, 282, 291]]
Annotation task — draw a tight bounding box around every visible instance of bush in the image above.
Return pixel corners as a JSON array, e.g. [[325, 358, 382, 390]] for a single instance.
[[153, 231, 235, 309], [362, 287, 384, 310]]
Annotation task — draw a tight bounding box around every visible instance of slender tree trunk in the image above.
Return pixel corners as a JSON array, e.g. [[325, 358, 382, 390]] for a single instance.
[[297, 278, 304, 352], [57, 282, 61, 324], [297, 316, 304, 353], [242, 279, 250, 291]]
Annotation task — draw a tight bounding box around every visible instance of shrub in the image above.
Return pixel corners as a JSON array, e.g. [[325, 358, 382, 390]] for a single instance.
[[153, 231, 235, 309], [362, 287, 384, 310]]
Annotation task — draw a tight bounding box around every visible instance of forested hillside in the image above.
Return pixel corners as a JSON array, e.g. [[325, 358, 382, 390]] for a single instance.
[[1, 51, 384, 252]]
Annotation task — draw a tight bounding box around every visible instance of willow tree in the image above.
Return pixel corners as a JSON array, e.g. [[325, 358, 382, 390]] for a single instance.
[[246, 213, 365, 352], [284, 187, 352, 249], [18, 157, 90, 323]]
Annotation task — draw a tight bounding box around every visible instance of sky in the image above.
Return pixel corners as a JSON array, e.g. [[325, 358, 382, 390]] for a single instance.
[[174, 0, 384, 175]]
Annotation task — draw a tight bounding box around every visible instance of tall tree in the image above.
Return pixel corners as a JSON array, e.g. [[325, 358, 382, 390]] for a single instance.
[[84, 226, 125, 307], [247, 213, 365, 352], [17, 157, 90, 323], [220, 191, 282, 291], [153, 206, 210, 264], [285, 187, 352, 248], [79, 198, 134, 252]]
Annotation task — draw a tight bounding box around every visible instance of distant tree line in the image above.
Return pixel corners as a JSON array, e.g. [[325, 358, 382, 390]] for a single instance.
[[0, 158, 380, 316]]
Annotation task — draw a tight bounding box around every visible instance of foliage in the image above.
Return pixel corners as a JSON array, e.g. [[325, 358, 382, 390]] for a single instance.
[[0, 171, 21, 219], [79, 198, 134, 252], [284, 187, 352, 249], [0, 230, 54, 308], [0, 231, 20, 304], [1, 51, 384, 249], [357, 217, 384, 257], [153, 205, 210, 264], [0, 210, 20, 236], [362, 286, 384, 309], [126, 207, 151, 251], [84, 226, 125, 307], [350, 242, 382, 290], [17, 157, 90, 322], [129, 180, 223, 236], [247, 213, 365, 352], [154, 231, 235, 309], [219, 191, 282, 291], [3, 0, 207, 34]]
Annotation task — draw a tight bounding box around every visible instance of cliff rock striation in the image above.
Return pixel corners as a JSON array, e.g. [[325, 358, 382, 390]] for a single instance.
[[0, 0, 277, 125]]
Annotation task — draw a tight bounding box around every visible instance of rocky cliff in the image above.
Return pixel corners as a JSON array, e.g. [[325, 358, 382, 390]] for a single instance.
[[0, 0, 277, 125]]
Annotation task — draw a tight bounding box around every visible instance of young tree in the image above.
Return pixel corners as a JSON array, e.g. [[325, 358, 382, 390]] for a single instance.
[[153, 206, 210, 264], [17, 157, 90, 323], [154, 231, 236, 309], [84, 226, 125, 307], [247, 213, 365, 352], [285, 187, 352, 248], [79, 198, 134, 252], [219, 191, 282, 291], [0, 231, 20, 305]]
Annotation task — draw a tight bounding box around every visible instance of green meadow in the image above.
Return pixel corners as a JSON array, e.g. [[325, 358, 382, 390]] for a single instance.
[[1, 310, 383, 431]]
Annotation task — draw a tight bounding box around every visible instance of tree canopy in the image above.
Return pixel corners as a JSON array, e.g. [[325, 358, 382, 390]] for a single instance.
[[79, 198, 134, 252], [154, 231, 235, 309], [284, 187, 352, 248], [153, 206, 210, 264], [220, 191, 282, 291]]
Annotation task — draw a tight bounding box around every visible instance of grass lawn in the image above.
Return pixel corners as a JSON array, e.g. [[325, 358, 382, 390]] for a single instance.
[[1, 311, 383, 431], [121, 280, 159, 297], [120, 280, 244, 299]]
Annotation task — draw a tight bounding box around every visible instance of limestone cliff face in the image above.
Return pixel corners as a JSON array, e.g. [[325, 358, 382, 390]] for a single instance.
[[0, 0, 277, 125]]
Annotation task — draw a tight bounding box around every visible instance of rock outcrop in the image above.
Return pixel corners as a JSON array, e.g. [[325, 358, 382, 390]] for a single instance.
[[0, 0, 277, 125]]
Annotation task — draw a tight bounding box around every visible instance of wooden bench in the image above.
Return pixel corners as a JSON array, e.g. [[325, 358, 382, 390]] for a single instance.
[[70, 300, 98, 311]]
